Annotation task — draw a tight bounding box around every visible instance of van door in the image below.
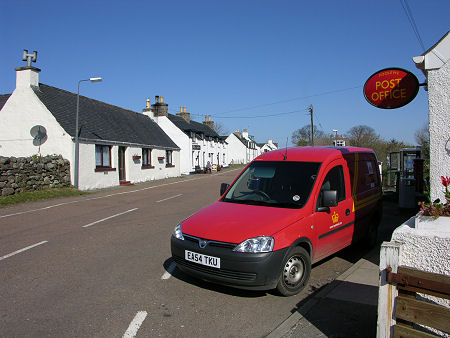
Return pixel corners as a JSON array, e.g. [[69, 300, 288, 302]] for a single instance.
[[313, 162, 355, 261]]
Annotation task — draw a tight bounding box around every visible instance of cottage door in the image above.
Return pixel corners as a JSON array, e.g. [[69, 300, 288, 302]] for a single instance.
[[118, 146, 126, 181]]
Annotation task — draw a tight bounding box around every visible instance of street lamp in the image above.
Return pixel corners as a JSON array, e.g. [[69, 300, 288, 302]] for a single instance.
[[74, 77, 102, 189]]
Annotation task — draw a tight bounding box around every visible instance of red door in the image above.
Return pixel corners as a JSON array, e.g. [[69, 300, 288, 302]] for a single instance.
[[313, 161, 354, 261]]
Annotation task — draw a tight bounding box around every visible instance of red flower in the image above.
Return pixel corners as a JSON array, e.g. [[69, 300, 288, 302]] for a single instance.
[[441, 176, 450, 187]]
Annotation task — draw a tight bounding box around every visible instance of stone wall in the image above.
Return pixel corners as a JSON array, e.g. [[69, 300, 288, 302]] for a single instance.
[[0, 155, 71, 196]]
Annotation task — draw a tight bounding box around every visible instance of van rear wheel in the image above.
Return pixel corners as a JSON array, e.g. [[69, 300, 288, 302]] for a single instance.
[[276, 247, 311, 296]]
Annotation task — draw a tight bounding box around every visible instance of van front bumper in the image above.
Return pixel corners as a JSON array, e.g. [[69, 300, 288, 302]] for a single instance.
[[170, 236, 288, 290]]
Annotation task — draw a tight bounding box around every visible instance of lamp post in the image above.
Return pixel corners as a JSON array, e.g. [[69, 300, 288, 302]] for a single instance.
[[74, 77, 102, 189]]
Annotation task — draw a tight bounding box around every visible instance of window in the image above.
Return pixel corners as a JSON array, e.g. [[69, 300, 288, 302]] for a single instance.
[[317, 165, 346, 208], [166, 150, 174, 167], [142, 148, 154, 169], [95, 145, 112, 168], [222, 161, 321, 209]]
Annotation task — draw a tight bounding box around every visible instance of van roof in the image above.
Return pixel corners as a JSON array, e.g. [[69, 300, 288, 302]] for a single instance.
[[256, 146, 375, 162]]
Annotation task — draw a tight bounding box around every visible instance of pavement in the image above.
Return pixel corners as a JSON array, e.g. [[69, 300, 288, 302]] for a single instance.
[[268, 248, 380, 338]]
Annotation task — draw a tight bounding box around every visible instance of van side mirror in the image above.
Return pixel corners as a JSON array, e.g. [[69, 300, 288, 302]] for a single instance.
[[220, 183, 230, 196], [317, 190, 338, 212]]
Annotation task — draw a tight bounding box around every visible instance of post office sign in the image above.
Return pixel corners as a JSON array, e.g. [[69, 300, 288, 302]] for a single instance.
[[364, 68, 419, 109]]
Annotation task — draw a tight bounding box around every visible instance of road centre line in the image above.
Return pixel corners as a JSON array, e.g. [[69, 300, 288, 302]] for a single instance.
[[82, 208, 138, 228], [161, 261, 177, 280], [0, 241, 48, 262], [123, 311, 148, 338], [156, 194, 183, 203], [0, 168, 241, 219]]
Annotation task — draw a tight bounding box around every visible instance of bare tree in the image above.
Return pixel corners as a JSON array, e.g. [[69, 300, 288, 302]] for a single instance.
[[415, 123, 430, 160], [214, 122, 230, 136], [345, 125, 380, 147], [292, 125, 326, 146]]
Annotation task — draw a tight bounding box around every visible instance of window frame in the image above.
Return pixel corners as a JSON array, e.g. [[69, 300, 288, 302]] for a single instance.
[[142, 148, 154, 169], [94, 144, 115, 172]]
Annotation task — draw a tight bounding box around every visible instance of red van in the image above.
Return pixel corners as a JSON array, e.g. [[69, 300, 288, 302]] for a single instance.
[[171, 146, 382, 296]]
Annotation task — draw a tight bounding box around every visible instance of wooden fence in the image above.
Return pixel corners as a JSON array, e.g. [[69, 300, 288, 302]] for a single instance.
[[378, 243, 450, 337]]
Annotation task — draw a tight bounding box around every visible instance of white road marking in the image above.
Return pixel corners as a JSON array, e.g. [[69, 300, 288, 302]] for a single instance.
[[0, 168, 241, 219], [156, 194, 182, 203], [0, 241, 48, 262], [123, 311, 148, 338], [82, 208, 138, 228], [161, 261, 176, 280]]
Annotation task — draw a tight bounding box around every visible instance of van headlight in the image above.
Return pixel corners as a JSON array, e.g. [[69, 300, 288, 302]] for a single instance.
[[172, 223, 184, 240], [233, 236, 274, 253]]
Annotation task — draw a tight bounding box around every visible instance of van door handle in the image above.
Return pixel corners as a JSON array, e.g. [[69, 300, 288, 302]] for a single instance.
[[345, 209, 350, 216]]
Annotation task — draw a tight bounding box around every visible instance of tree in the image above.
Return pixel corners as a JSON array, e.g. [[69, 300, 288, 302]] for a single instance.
[[345, 125, 380, 147], [291, 125, 326, 146], [213, 122, 230, 136], [414, 123, 430, 160]]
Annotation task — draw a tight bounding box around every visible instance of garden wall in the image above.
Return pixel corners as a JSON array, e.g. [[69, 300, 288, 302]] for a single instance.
[[0, 155, 71, 196]]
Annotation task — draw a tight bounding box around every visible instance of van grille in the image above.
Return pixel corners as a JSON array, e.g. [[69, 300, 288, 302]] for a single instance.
[[183, 234, 237, 250]]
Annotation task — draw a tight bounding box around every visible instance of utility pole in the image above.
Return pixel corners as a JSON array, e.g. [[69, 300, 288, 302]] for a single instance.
[[309, 104, 314, 146]]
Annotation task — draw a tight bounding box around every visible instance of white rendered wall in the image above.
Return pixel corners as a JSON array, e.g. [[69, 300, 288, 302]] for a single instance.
[[427, 60, 450, 202], [145, 114, 191, 175], [0, 83, 73, 161], [77, 144, 181, 190], [225, 134, 247, 164]]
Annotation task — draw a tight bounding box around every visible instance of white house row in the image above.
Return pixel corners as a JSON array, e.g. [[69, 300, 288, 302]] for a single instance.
[[0, 58, 277, 190]]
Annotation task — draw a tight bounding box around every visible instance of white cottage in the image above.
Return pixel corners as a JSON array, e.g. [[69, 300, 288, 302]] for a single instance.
[[413, 31, 450, 202], [225, 129, 259, 164], [143, 97, 227, 175], [0, 59, 180, 190]]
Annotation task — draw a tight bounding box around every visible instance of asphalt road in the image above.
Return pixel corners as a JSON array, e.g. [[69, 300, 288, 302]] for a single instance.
[[0, 168, 408, 337]]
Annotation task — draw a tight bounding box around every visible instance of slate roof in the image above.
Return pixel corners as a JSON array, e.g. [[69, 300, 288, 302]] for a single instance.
[[167, 114, 220, 139], [33, 84, 179, 149], [0, 94, 11, 110]]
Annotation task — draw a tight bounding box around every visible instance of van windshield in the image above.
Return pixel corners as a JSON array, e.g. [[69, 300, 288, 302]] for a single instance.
[[222, 161, 321, 209]]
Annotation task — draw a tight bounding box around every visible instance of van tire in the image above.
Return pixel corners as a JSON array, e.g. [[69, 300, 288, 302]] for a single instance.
[[276, 247, 311, 297]]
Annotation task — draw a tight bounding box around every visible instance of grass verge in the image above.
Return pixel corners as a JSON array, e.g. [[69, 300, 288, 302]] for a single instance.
[[0, 187, 89, 208]]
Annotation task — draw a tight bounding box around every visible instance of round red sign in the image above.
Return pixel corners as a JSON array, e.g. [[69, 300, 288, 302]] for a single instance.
[[364, 68, 419, 109]]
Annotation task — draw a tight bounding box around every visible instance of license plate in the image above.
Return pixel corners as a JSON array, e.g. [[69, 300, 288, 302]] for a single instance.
[[185, 250, 221, 269]]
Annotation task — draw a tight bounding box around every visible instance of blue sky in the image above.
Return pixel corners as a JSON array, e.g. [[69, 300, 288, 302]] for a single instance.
[[1, 0, 449, 146]]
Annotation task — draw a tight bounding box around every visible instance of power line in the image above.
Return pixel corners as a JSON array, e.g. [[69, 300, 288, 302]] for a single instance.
[[400, 0, 426, 52], [168, 85, 361, 119], [212, 85, 362, 116]]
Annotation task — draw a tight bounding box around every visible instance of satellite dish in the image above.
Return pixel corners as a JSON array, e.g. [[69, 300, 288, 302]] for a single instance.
[[30, 125, 47, 151]]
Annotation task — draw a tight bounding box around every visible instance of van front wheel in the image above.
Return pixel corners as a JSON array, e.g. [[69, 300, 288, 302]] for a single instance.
[[276, 247, 311, 296]]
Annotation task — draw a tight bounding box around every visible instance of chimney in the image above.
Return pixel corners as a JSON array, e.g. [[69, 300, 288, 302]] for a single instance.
[[15, 50, 40, 88], [142, 97, 152, 114], [176, 106, 191, 123], [151, 95, 168, 117], [234, 129, 242, 138], [242, 129, 249, 140], [203, 115, 214, 130]]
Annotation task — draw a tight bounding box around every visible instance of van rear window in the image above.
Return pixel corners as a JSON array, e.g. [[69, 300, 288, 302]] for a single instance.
[[222, 161, 321, 209]]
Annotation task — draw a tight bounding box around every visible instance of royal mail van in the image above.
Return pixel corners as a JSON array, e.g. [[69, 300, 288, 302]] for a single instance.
[[171, 146, 382, 296]]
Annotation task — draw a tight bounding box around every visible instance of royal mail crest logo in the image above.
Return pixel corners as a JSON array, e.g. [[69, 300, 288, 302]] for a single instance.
[[332, 212, 339, 224]]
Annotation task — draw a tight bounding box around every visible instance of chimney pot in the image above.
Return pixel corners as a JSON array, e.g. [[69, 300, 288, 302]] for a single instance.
[[160, 96, 164, 103]]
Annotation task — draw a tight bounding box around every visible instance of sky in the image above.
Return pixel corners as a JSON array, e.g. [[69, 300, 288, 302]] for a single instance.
[[1, 0, 449, 146]]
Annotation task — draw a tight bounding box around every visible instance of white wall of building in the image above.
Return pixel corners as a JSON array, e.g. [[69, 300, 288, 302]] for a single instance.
[[225, 134, 247, 164], [427, 60, 450, 202], [414, 32, 450, 202], [0, 70, 73, 160], [145, 112, 191, 175], [78, 143, 180, 190]]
